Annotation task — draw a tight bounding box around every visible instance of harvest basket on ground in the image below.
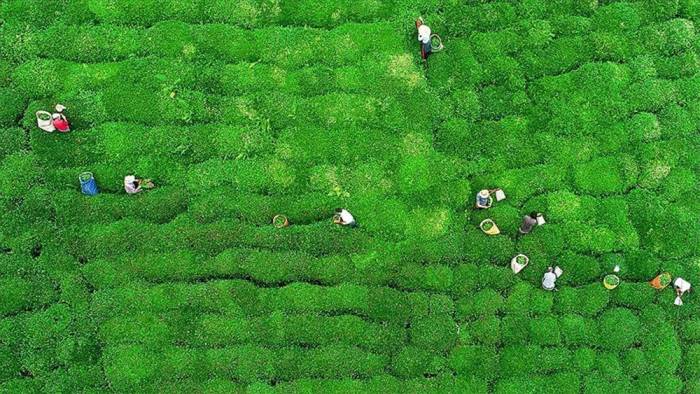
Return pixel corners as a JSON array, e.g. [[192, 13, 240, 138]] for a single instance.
[[272, 214, 289, 228], [36, 111, 55, 132], [510, 254, 529, 274], [480, 219, 500, 235], [603, 274, 620, 290], [650, 272, 672, 289]]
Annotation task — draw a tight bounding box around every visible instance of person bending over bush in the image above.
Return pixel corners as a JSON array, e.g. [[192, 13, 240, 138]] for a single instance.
[[542, 266, 563, 291], [333, 208, 357, 227], [519, 212, 539, 235], [124, 175, 155, 195], [475, 189, 494, 209]]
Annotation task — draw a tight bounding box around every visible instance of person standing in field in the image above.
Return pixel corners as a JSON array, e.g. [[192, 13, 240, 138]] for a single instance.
[[416, 18, 433, 61]]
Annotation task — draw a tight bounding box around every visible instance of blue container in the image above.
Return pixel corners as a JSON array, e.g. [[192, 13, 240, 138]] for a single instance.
[[79, 172, 99, 196]]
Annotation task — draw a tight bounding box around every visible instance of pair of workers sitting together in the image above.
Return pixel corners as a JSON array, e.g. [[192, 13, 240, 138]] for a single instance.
[[476, 189, 543, 235]]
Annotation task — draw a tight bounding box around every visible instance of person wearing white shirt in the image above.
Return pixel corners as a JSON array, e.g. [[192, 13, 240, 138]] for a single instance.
[[124, 175, 154, 195], [674, 277, 691, 305], [416, 18, 433, 60], [675, 277, 692, 295], [542, 266, 563, 291], [333, 208, 356, 227]]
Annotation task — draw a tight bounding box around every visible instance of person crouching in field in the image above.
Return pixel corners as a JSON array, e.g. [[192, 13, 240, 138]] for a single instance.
[[52, 105, 71, 132], [416, 18, 433, 61], [124, 175, 155, 195], [674, 277, 691, 306], [542, 266, 563, 291], [519, 212, 539, 235], [333, 208, 357, 227], [475, 189, 493, 209]]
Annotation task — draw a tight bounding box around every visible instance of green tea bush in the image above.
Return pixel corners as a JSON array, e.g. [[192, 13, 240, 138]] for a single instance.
[[624, 78, 677, 112], [450, 265, 478, 298], [504, 282, 553, 316], [456, 289, 503, 320], [683, 344, 700, 378], [409, 314, 457, 352], [0, 128, 26, 162], [4, 0, 700, 389], [0, 88, 25, 123], [468, 317, 501, 346], [391, 346, 438, 378], [655, 52, 700, 79], [595, 351, 625, 380], [0, 277, 32, 316], [642, 19, 696, 56], [573, 156, 638, 195], [626, 112, 661, 142], [0, 152, 41, 199], [560, 314, 597, 347], [611, 282, 656, 310], [529, 316, 561, 346], [597, 308, 641, 350], [554, 285, 610, 317], [499, 316, 529, 347], [681, 319, 700, 342], [444, 2, 517, 36], [593, 3, 641, 33], [448, 345, 498, 381], [557, 252, 601, 286]]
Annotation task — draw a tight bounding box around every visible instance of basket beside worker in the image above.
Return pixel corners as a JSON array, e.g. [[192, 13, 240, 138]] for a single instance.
[[36, 111, 55, 132], [272, 214, 289, 228], [650, 272, 672, 289], [79, 172, 99, 196], [603, 274, 620, 290], [480, 219, 500, 235], [510, 254, 529, 274]]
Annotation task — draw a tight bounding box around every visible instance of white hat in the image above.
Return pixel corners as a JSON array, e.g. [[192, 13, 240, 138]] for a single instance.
[[418, 24, 431, 43], [124, 175, 136, 183], [52, 113, 60, 119], [479, 189, 490, 197]]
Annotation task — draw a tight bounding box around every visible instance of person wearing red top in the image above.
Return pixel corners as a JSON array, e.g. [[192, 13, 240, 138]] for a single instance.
[[52, 112, 70, 132]]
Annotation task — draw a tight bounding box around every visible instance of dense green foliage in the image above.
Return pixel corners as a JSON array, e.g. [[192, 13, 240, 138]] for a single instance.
[[1, 0, 700, 391]]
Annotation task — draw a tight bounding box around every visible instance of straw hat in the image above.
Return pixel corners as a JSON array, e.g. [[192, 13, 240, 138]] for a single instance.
[[479, 189, 490, 197]]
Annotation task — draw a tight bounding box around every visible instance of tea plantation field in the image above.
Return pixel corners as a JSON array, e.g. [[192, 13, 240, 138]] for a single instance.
[[2, 0, 700, 392]]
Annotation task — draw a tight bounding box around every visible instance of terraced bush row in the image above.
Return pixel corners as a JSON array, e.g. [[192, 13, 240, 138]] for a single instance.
[[80, 244, 673, 300], [13, 56, 427, 100], [20, 89, 420, 132], [1, 22, 405, 67], [73, 217, 372, 260], [90, 279, 454, 325], [29, 122, 413, 175], [0, 303, 99, 381], [0, 255, 58, 317], [2, 0, 406, 28], [103, 344, 387, 391], [81, 248, 514, 294], [99, 312, 406, 353]]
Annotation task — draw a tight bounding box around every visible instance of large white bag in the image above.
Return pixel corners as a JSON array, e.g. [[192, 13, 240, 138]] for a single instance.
[[36, 111, 55, 132]]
